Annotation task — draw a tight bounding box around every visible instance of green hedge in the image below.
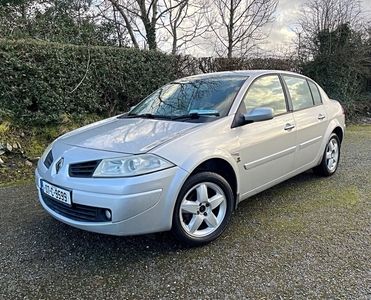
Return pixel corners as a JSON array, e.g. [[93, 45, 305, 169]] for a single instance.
[[0, 39, 177, 125], [1, 39, 369, 126]]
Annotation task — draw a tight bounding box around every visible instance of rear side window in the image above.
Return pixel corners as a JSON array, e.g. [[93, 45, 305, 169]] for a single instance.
[[283, 75, 314, 110], [308, 81, 322, 105], [243, 75, 287, 115]]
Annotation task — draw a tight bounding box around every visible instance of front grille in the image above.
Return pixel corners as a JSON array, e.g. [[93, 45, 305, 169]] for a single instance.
[[41, 192, 110, 222], [69, 160, 101, 178], [44, 150, 54, 169]]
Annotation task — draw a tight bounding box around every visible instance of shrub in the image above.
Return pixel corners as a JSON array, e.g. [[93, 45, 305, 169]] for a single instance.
[[0, 39, 177, 125]]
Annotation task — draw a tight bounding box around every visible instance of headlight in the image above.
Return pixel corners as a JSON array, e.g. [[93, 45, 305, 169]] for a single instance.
[[93, 154, 174, 177], [40, 142, 54, 163]]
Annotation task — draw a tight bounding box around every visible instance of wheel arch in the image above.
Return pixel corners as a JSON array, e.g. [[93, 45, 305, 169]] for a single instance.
[[317, 120, 344, 164], [332, 126, 344, 143], [188, 158, 238, 209], [162, 149, 240, 232]]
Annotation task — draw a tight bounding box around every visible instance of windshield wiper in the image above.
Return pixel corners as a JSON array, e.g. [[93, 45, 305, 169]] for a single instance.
[[171, 110, 220, 120], [120, 110, 220, 121], [121, 113, 172, 119]]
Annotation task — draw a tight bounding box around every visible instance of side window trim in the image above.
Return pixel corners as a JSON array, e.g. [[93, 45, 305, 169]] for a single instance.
[[304, 79, 315, 106], [278, 73, 293, 112], [307, 80, 323, 106]]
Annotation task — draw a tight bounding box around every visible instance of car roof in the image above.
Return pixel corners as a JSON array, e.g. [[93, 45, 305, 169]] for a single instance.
[[176, 70, 306, 81]]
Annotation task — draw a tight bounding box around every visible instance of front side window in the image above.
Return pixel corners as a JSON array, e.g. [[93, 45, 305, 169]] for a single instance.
[[283, 76, 314, 110], [129, 76, 247, 118], [243, 75, 287, 115]]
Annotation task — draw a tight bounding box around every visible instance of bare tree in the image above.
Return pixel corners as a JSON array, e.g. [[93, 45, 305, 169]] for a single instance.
[[207, 0, 278, 58], [295, 0, 371, 112], [158, 0, 210, 55], [296, 0, 365, 58], [99, 0, 188, 50]]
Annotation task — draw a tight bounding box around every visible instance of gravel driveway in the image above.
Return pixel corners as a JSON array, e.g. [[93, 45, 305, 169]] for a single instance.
[[1, 126, 370, 299]]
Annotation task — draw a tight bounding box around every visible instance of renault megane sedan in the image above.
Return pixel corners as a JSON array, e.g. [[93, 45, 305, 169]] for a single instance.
[[35, 70, 345, 246]]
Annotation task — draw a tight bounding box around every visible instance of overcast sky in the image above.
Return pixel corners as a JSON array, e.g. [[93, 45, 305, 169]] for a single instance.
[[184, 0, 371, 57], [262, 0, 371, 54]]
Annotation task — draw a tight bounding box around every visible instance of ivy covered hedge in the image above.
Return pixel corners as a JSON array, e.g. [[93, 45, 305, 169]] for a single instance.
[[0, 39, 177, 125]]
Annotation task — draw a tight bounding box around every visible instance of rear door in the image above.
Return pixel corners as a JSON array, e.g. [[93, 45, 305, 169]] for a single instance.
[[282, 75, 328, 170], [233, 74, 297, 198]]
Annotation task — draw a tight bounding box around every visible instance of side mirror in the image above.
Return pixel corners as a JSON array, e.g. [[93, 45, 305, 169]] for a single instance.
[[244, 107, 274, 123]]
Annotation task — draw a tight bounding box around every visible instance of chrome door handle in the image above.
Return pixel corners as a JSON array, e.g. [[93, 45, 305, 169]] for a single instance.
[[284, 123, 295, 131], [318, 114, 326, 120]]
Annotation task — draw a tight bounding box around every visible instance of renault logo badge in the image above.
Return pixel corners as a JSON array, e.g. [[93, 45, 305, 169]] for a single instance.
[[56, 158, 64, 174]]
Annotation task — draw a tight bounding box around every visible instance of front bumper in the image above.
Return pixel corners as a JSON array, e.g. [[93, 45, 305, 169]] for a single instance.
[[35, 165, 188, 236]]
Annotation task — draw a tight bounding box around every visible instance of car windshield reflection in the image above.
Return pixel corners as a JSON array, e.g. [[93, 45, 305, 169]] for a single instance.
[[127, 76, 247, 121]]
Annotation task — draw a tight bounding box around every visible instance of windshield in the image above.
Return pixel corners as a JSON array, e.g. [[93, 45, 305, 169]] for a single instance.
[[128, 76, 247, 119]]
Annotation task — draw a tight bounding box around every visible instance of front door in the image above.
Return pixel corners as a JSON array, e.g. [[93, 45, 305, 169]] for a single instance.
[[234, 74, 297, 198]]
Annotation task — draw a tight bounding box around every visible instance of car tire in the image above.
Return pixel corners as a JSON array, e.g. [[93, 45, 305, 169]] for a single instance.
[[172, 172, 234, 246], [313, 133, 341, 176]]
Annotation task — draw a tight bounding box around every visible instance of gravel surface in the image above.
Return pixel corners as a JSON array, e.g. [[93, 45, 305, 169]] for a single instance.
[[1, 126, 370, 299]]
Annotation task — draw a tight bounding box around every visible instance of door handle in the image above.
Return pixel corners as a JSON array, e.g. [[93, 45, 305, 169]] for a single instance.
[[284, 123, 295, 131], [318, 114, 326, 120]]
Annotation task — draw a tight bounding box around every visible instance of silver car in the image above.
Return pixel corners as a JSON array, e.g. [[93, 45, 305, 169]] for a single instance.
[[35, 70, 345, 246]]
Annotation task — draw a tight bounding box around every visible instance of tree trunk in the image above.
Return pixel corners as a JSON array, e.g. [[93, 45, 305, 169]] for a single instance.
[[145, 23, 157, 50], [109, 0, 139, 48]]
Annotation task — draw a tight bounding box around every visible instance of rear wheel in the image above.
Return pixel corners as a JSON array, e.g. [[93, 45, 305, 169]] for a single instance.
[[172, 172, 234, 246], [313, 133, 340, 176]]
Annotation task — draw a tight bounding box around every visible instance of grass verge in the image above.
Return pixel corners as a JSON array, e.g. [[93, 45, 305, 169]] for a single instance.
[[0, 115, 102, 187]]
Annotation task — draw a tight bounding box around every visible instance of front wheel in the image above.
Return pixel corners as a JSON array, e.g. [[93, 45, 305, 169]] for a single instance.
[[313, 133, 341, 176], [172, 172, 234, 247]]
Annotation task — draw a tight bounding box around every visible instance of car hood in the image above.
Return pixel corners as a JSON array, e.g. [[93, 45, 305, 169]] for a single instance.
[[57, 116, 201, 154]]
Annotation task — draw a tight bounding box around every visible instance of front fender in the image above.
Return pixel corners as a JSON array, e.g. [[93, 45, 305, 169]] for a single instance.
[[179, 147, 239, 175], [160, 147, 241, 230]]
